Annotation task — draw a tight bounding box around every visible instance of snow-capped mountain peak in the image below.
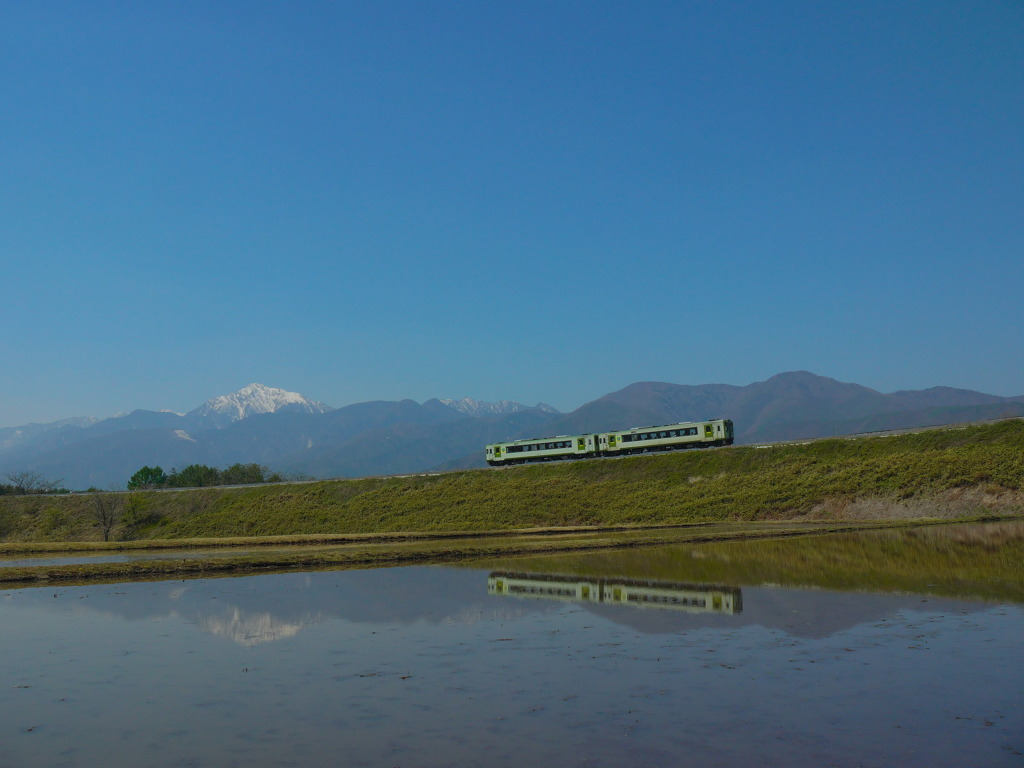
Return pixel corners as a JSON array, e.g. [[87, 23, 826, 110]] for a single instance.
[[188, 383, 332, 426], [440, 397, 559, 417]]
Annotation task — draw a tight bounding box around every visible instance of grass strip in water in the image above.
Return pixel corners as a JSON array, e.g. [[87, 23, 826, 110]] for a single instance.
[[0, 518, 991, 586]]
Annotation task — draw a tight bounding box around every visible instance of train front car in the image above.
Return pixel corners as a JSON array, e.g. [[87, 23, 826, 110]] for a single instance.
[[599, 418, 733, 455], [486, 434, 596, 466]]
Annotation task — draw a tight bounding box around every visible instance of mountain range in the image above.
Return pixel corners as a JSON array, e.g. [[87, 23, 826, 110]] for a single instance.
[[2, 373, 1022, 490]]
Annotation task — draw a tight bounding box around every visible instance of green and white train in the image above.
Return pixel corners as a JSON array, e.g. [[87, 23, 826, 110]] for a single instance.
[[485, 418, 734, 466]]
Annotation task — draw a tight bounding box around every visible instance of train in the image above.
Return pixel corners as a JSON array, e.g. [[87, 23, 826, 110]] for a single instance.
[[485, 418, 734, 466], [487, 572, 742, 615]]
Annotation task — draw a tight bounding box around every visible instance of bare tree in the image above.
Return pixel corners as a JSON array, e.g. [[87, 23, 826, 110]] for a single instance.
[[91, 492, 121, 542], [5, 470, 62, 495]]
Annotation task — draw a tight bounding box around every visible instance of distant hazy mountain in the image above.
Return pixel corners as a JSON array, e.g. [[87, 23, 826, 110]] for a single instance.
[[542, 371, 1024, 444], [1, 373, 1021, 490], [440, 397, 558, 418], [0, 384, 561, 488], [0, 416, 100, 452], [286, 409, 556, 479]]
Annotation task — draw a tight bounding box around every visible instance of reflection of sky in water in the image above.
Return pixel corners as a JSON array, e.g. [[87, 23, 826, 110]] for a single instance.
[[1, 564, 1022, 767]]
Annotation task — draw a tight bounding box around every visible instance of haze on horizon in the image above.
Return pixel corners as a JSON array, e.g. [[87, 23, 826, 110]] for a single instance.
[[2, 1, 1021, 427]]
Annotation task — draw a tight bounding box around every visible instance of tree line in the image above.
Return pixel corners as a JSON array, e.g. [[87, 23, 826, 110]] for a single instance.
[[1, 470, 68, 496], [127, 463, 297, 489]]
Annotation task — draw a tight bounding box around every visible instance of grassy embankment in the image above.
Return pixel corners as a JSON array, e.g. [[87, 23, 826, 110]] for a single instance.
[[1, 419, 1021, 547]]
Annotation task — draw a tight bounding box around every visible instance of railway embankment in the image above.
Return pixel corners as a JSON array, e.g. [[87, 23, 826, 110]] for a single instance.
[[1, 419, 1022, 545]]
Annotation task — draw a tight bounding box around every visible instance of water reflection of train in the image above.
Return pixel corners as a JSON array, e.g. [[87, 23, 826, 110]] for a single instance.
[[487, 572, 742, 614]]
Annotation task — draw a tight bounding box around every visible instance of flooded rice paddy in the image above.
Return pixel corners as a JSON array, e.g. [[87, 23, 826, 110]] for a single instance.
[[1, 521, 1022, 767]]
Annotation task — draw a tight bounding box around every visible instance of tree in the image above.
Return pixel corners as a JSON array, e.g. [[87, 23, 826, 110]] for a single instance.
[[221, 463, 271, 485], [5, 470, 62, 495], [127, 466, 168, 490], [167, 464, 220, 488], [91, 492, 121, 542]]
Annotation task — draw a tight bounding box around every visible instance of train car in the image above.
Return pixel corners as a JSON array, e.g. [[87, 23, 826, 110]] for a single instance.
[[485, 433, 597, 466], [600, 579, 742, 614], [485, 419, 733, 466], [600, 418, 734, 455], [488, 572, 602, 603]]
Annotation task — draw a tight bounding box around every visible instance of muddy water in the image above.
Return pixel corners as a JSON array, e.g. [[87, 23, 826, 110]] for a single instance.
[[0, 522, 1021, 767]]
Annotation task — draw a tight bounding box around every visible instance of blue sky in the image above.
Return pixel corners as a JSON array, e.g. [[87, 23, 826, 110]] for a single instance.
[[2, 1, 1022, 426]]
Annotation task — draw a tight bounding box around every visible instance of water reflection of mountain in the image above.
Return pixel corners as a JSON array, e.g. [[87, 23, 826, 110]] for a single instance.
[[8, 562, 1012, 645], [23, 568, 554, 646], [195, 606, 314, 646]]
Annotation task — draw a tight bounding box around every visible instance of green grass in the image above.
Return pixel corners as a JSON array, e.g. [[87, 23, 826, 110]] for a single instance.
[[1, 419, 1022, 543]]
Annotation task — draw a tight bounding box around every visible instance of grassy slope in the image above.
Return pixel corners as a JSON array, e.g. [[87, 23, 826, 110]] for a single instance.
[[1, 419, 1022, 542]]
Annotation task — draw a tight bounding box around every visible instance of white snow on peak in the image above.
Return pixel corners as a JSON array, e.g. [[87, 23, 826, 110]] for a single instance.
[[193, 383, 332, 423], [440, 397, 559, 417]]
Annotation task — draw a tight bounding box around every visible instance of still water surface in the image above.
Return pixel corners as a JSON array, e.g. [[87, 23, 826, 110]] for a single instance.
[[1, 522, 1021, 767]]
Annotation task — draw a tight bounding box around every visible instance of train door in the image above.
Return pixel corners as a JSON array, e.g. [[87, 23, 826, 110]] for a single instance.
[[607, 434, 618, 451], [704, 424, 713, 440]]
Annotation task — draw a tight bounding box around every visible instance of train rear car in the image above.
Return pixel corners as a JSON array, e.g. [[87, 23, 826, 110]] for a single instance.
[[486, 433, 596, 465]]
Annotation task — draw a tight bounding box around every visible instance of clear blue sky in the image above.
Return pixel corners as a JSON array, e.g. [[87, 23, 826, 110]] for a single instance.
[[2, 1, 1022, 426]]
